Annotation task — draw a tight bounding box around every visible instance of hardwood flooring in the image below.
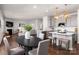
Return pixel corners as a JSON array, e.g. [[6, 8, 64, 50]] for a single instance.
[[0, 36, 19, 55], [0, 36, 79, 55]]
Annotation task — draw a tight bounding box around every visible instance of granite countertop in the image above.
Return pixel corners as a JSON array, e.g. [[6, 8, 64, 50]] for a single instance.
[[49, 32, 74, 36]]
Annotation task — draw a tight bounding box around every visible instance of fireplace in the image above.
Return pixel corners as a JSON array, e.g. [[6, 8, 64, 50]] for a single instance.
[[7, 29, 12, 35]]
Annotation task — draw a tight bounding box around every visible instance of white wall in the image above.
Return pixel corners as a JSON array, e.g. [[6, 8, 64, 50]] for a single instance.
[[66, 14, 77, 27], [43, 16, 49, 31], [35, 19, 43, 30], [0, 10, 5, 44], [4, 18, 15, 33], [77, 9, 79, 43]]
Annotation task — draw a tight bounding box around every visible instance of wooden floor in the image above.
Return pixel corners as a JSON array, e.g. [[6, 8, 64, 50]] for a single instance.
[[0, 36, 19, 55], [0, 36, 79, 55], [48, 44, 79, 55]]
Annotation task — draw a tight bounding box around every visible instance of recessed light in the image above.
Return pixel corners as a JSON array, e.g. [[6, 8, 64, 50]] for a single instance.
[[45, 10, 48, 12], [33, 5, 37, 8]]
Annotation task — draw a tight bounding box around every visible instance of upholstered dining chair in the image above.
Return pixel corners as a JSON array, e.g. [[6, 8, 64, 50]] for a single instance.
[[28, 39, 50, 55], [37, 32, 44, 40], [30, 30, 37, 35], [3, 36, 25, 55]]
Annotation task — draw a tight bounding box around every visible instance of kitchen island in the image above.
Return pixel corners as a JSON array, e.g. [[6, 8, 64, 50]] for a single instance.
[[50, 32, 76, 50]]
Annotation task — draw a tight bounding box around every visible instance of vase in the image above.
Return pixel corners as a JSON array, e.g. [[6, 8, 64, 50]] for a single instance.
[[25, 31, 30, 39]]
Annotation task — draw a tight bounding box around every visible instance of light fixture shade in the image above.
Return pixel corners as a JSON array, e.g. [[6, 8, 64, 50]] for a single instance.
[[63, 10, 69, 22], [54, 16, 59, 20], [64, 14, 69, 19]]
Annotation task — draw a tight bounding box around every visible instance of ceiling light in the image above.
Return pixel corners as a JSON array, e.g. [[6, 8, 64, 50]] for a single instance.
[[54, 16, 59, 20], [33, 5, 37, 8], [45, 10, 48, 12]]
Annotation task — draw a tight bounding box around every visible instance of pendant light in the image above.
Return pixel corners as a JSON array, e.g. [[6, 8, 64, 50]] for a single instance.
[[64, 4, 69, 22], [54, 7, 59, 20]]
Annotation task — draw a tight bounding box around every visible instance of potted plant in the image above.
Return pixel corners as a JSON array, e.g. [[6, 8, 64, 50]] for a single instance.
[[24, 24, 32, 39]]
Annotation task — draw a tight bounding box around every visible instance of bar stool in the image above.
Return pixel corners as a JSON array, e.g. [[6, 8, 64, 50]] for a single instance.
[[58, 38, 70, 50], [57, 38, 70, 54], [52, 37, 57, 48]]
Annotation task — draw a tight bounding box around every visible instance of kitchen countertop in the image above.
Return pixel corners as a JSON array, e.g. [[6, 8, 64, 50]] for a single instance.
[[49, 32, 75, 36]]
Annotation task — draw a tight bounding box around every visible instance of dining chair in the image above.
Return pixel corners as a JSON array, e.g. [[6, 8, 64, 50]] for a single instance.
[[28, 39, 50, 55], [3, 36, 25, 55], [30, 29, 37, 35], [37, 32, 44, 40]]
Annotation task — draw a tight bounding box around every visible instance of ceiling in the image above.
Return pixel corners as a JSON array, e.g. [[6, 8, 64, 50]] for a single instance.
[[1, 4, 79, 20]]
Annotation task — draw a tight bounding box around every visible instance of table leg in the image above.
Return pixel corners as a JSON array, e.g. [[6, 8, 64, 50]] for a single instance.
[[24, 47, 29, 55], [24, 46, 33, 55]]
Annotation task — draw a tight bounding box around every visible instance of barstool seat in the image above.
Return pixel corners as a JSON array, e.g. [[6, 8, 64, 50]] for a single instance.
[[58, 38, 70, 50]]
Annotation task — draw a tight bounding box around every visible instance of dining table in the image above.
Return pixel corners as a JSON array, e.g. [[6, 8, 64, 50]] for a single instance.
[[16, 35, 42, 54]]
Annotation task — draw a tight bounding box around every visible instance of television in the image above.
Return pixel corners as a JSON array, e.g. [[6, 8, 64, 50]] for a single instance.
[[6, 21, 13, 27]]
